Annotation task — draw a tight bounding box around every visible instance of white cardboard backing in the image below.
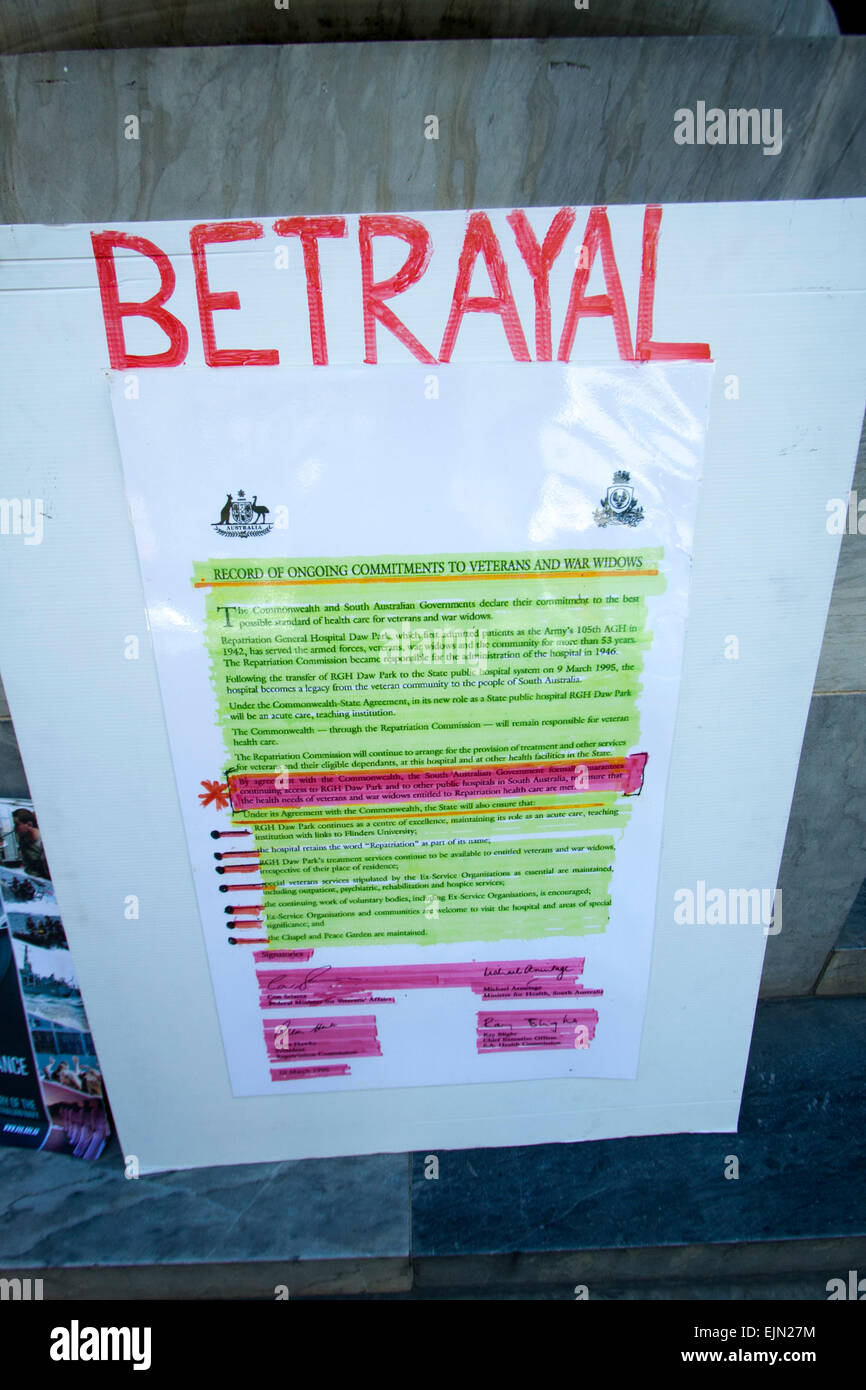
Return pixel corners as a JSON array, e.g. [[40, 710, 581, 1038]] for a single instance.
[[0, 199, 863, 1171]]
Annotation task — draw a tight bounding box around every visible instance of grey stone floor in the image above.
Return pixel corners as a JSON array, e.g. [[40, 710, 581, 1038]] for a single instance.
[[0, 996, 862, 1298]]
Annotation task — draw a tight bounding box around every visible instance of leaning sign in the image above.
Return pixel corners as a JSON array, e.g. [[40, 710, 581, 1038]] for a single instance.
[[0, 200, 863, 1170]]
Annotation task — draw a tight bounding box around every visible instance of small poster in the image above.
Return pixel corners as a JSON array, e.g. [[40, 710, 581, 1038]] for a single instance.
[[111, 361, 711, 1095], [0, 799, 110, 1158]]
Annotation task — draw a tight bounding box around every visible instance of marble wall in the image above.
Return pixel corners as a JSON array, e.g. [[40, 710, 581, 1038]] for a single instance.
[[0, 0, 841, 54]]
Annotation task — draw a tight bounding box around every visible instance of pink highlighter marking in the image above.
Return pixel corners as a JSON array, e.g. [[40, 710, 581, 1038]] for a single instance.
[[264, 1014, 381, 1061], [257, 948, 314, 961], [254, 957, 601, 1008], [230, 754, 647, 809], [476, 1008, 599, 1052], [269, 1064, 351, 1081]]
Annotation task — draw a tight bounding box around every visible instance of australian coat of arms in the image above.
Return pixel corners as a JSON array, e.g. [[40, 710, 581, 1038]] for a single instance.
[[212, 489, 273, 538], [593, 470, 644, 528]]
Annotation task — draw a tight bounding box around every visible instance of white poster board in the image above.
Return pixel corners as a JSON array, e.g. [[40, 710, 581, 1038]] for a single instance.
[[0, 200, 863, 1171], [110, 362, 711, 1097]]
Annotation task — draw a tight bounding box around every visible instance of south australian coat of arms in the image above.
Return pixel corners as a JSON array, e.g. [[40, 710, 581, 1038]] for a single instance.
[[594, 470, 644, 528], [212, 489, 273, 538]]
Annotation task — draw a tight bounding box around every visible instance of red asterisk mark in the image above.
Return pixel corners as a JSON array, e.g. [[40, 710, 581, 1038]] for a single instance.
[[199, 779, 230, 810]]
